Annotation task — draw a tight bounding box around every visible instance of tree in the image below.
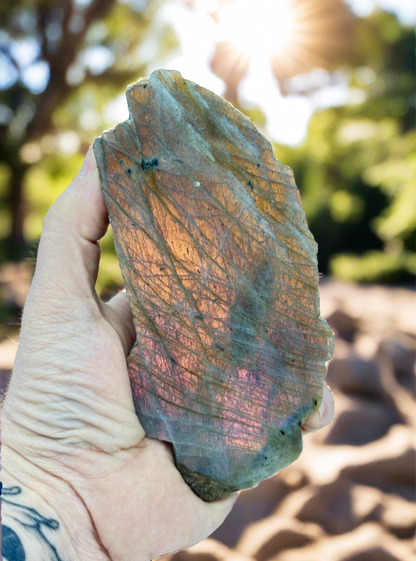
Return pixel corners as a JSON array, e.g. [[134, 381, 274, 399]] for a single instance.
[[0, 0, 167, 259], [273, 10, 415, 282]]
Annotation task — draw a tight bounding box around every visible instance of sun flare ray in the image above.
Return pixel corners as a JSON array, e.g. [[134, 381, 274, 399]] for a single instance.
[[210, 0, 354, 99]]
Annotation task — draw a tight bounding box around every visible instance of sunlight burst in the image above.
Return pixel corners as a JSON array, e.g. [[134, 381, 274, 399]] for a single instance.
[[218, 0, 295, 59], [210, 0, 354, 101]]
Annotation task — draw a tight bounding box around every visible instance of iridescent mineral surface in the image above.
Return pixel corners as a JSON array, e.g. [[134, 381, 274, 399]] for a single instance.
[[93, 69, 334, 501]]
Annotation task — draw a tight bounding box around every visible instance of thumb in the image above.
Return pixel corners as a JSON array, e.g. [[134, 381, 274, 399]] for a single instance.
[[24, 147, 108, 321], [302, 382, 335, 433]]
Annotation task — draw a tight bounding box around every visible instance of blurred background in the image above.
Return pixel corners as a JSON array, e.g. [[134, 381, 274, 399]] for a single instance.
[[0, 0, 415, 559]]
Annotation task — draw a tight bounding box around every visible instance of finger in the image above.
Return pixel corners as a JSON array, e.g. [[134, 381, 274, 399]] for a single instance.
[[301, 382, 335, 434], [104, 290, 136, 356], [29, 147, 107, 307]]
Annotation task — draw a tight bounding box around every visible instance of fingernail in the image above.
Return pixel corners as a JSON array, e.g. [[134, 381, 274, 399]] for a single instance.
[[79, 146, 96, 177], [318, 399, 326, 420]]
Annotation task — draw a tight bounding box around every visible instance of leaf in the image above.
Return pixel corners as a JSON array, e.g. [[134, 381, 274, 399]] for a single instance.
[[93, 69, 333, 501]]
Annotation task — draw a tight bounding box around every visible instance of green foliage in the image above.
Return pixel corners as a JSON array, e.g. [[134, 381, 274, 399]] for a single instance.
[[273, 10, 415, 284], [331, 251, 415, 283], [0, 0, 176, 293], [24, 152, 84, 238]]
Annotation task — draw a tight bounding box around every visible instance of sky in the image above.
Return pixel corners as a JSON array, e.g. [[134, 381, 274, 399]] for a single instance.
[[349, 0, 415, 22], [1, 0, 415, 146]]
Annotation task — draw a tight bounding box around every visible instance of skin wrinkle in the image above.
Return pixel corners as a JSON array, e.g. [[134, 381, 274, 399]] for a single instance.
[[103, 306, 136, 356], [12, 385, 135, 426], [36, 239, 100, 294], [2, 447, 113, 561], [7, 378, 144, 458], [26, 288, 100, 323], [6, 403, 144, 467], [21, 317, 113, 356], [62, 440, 152, 483]]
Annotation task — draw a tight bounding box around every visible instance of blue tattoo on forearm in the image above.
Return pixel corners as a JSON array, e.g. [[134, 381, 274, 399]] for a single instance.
[[2, 525, 25, 561], [1, 485, 64, 561]]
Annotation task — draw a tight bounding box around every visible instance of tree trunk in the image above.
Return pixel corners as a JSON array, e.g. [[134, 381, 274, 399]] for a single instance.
[[7, 163, 28, 259]]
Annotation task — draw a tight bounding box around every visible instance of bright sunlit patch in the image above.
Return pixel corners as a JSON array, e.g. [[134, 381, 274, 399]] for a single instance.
[[218, 0, 295, 59]]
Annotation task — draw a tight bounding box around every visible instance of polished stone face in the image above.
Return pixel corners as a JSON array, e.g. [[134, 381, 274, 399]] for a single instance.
[[93, 69, 334, 501]]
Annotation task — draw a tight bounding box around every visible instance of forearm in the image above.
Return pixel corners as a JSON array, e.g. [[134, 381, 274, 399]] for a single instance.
[[1, 445, 111, 561]]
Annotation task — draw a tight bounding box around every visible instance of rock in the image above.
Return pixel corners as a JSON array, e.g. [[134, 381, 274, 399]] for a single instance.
[[293, 479, 382, 535], [377, 336, 416, 396], [294, 425, 415, 494], [211, 469, 309, 547], [332, 338, 354, 360], [94, 69, 333, 500], [406, 537, 416, 555], [236, 517, 323, 560], [341, 443, 415, 500], [0, 369, 11, 393], [269, 523, 412, 561], [326, 357, 384, 399], [350, 485, 383, 523], [340, 548, 404, 561], [274, 479, 415, 539], [0, 262, 32, 313], [275, 478, 356, 535], [278, 467, 310, 490], [323, 397, 402, 446], [381, 494, 416, 539], [325, 309, 359, 342], [319, 282, 416, 338], [0, 337, 18, 371], [354, 333, 382, 360], [165, 539, 253, 561]]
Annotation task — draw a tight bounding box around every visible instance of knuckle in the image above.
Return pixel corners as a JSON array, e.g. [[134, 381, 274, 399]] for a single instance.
[[43, 201, 68, 234], [42, 181, 80, 233]]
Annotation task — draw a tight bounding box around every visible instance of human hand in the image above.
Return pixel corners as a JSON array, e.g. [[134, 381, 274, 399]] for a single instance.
[[1, 147, 334, 561]]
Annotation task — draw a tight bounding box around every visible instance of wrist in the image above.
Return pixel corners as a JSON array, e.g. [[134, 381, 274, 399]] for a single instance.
[[1, 444, 111, 561]]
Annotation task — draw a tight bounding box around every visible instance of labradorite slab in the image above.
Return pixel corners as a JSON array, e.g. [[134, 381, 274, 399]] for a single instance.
[[93, 69, 334, 501]]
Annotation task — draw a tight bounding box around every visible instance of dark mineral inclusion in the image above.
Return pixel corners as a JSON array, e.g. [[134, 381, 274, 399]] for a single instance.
[[93, 69, 334, 501]]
